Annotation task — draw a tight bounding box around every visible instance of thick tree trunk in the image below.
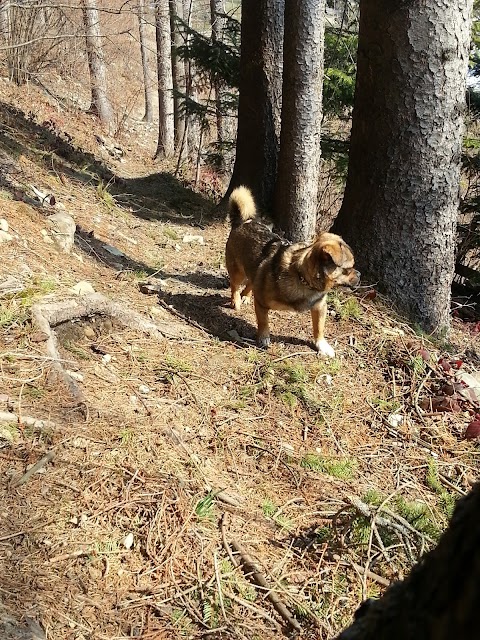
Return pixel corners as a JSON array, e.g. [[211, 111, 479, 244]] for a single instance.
[[137, 0, 154, 124], [333, 0, 472, 333], [170, 0, 186, 151], [274, 0, 325, 242], [210, 0, 225, 168], [82, 0, 114, 126], [336, 482, 480, 640], [224, 0, 284, 212], [154, 0, 175, 159]]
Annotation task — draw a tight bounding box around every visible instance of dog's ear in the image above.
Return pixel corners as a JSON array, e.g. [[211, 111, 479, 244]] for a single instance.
[[319, 241, 347, 267]]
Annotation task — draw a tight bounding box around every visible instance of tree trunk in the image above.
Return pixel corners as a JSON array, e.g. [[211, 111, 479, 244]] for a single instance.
[[137, 0, 154, 123], [82, 0, 114, 126], [154, 0, 175, 159], [333, 0, 472, 333], [336, 482, 480, 640], [170, 0, 186, 151], [210, 0, 225, 169], [224, 0, 284, 212], [0, 1, 13, 81], [274, 0, 325, 242]]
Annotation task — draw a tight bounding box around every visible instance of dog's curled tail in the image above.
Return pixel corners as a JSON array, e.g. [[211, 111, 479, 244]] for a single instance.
[[228, 186, 256, 227]]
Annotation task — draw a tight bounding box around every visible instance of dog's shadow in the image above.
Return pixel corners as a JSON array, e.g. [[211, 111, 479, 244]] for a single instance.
[[161, 291, 315, 351]]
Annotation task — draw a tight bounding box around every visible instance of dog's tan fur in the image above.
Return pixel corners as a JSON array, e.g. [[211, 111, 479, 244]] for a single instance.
[[225, 186, 360, 356]]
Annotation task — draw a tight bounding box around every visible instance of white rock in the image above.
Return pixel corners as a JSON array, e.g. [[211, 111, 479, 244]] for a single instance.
[[0, 218, 8, 232], [0, 230, 13, 243], [70, 281, 95, 295], [47, 212, 76, 253], [102, 353, 112, 364], [123, 532, 134, 550], [41, 228, 54, 244], [66, 370, 84, 382], [182, 234, 205, 245], [387, 413, 404, 428], [138, 384, 150, 394]]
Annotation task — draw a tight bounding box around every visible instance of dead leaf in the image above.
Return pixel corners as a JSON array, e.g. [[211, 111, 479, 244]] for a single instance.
[[465, 420, 480, 440]]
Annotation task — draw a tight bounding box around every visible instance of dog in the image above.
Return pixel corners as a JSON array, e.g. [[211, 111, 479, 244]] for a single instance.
[[225, 186, 360, 357]]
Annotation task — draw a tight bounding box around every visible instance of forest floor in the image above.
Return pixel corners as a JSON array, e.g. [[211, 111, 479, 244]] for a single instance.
[[0, 81, 479, 640]]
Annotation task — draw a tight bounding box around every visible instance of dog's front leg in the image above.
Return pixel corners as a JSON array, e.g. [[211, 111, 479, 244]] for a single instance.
[[254, 299, 270, 348], [311, 297, 335, 358]]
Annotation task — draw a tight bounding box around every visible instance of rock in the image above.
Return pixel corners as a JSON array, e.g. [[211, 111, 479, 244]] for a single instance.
[[103, 243, 124, 257], [40, 229, 54, 244], [122, 532, 134, 549], [139, 281, 163, 295], [182, 234, 205, 245], [0, 230, 13, 243], [47, 212, 76, 253], [0, 218, 8, 232], [65, 370, 84, 382], [83, 326, 96, 339], [70, 281, 95, 295]]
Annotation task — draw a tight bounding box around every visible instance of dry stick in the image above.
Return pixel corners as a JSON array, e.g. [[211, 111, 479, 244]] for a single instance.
[[12, 451, 55, 487], [157, 298, 211, 336], [46, 549, 90, 564], [228, 538, 301, 634], [346, 560, 390, 588]]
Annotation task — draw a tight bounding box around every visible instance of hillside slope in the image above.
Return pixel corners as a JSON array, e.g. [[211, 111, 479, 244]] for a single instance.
[[0, 83, 479, 640]]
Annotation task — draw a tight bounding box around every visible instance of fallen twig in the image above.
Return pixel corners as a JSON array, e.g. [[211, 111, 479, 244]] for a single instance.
[[227, 537, 301, 634], [46, 549, 90, 564], [12, 451, 55, 487]]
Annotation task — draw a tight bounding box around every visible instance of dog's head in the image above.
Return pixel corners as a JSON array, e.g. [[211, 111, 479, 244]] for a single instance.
[[307, 233, 360, 290]]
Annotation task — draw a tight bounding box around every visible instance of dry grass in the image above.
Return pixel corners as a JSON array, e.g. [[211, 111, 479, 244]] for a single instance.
[[0, 83, 479, 639]]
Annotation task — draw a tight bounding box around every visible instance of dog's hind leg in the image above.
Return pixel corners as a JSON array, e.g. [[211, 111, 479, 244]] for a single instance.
[[311, 297, 335, 358]]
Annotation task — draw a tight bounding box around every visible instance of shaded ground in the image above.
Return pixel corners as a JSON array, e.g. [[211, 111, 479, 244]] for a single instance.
[[0, 82, 479, 640]]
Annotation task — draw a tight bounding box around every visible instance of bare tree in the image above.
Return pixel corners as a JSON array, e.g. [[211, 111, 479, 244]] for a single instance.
[[154, 0, 175, 159], [169, 0, 187, 150], [333, 0, 473, 333], [274, 0, 325, 242], [224, 0, 284, 211], [137, 0, 154, 123], [82, 0, 114, 126]]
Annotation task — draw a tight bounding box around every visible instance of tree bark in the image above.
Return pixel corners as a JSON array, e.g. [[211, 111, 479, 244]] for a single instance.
[[336, 482, 480, 640], [82, 0, 114, 126], [154, 0, 175, 159], [333, 0, 473, 333], [137, 0, 154, 123], [210, 0, 225, 168], [224, 0, 284, 212], [170, 0, 187, 150], [274, 0, 325, 242]]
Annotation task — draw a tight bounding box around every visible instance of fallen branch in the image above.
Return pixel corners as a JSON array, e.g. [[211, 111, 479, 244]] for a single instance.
[[220, 518, 301, 635], [12, 451, 55, 487]]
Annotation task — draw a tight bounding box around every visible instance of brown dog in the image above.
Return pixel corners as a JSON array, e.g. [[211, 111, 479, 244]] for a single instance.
[[225, 186, 360, 356]]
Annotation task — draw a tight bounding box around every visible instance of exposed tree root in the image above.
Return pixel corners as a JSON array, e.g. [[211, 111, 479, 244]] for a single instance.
[[30, 293, 186, 406]]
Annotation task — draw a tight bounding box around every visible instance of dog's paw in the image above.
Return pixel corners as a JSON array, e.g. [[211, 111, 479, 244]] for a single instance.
[[257, 335, 271, 349], [315, 339, 335, 358]]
